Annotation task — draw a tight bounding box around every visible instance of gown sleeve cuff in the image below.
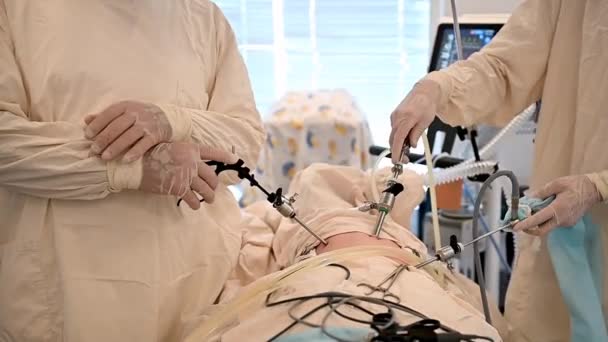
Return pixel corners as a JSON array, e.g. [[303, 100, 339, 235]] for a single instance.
[[157, 104, 193, 142], [107, 158, 143, 192], [424, 71, 453, 110], [424, 71, 475, 127], [587, 171, 608, 203]]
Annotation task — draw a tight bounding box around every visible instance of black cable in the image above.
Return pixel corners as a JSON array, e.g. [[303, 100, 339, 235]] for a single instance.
[[266, 292, 343, 307], [266, 292, 388, 341], [285, 295, 371, 331], [330, 302, 377, 324], [266, 291, 461, 339], [269, 296, 391, 342], [287, 297, 326, 329], [267, 291, 493, 342], [265, 264, 352, 307], [266, 292, 429, 323], [469, 129, 482, 162], [463, 335, 494, 342], [326, 263, 352, 280], [471, 170, 519, 324], [267, 301, 332, 341], [322, 297, 396, 342], [321, 296, 395, 329], [278, 297, 376, 341], [320, 301, 360, 342]]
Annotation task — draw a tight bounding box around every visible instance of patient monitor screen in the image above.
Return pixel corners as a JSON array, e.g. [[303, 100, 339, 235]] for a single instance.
[[429, 23, 502, 72]]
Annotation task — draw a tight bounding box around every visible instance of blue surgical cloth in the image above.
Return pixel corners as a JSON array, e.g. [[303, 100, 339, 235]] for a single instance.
[[275, 327, 372, 341], [503, 196, 607, 341]]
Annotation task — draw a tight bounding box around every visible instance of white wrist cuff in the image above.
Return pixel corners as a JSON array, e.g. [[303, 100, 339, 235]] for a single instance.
[[158, 104, 193, 141], [587, 173, 608, 203], [108, 158, 143, 192]]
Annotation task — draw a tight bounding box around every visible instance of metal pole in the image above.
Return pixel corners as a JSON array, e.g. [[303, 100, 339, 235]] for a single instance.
[[450, 0, 465, 61]]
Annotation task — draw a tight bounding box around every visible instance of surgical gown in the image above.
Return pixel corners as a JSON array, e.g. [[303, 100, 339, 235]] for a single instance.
[[0, 1, 264, 341], [423, 0, 608, 340]]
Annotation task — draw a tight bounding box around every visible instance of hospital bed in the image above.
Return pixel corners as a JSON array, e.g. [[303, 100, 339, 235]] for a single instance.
[[182, 162, 513, 341]]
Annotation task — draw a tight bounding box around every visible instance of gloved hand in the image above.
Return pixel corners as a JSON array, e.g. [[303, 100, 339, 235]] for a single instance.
[[514, 175, 602, 236], [140, 142, 235, 210], [84, 101, 173, 163], [389, 79, 441, 163]]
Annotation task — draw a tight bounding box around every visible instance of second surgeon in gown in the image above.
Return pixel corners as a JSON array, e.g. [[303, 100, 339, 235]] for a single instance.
[[389, 0, 608, 341], [0, 1, 264, 341]]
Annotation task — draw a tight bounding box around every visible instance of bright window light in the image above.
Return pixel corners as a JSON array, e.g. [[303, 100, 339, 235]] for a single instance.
[[214, 0, 430, 146]]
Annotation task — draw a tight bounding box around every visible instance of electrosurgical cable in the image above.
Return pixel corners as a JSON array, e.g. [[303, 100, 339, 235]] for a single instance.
[[266, 291, 489, 342], [321, 297, 396, 342], [463, 184, 512, 273], [266, 293, 421, 341], [471, 171, 519, 324], [330, 302, 377, 325], [266, 292, 431, 322], [267, 301, 329, 341], [286, 296, 328, 329], [185, 246, 437, 341], [326, 263, 352, 280]]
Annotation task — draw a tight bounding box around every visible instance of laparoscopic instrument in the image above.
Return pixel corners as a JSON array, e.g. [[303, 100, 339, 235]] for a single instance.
[[177, 159, 327, 245], [364, 139, 521, 325], [414, 219, 518, 269], [359, 145, 409, 238], [357, 219, 518, 305]]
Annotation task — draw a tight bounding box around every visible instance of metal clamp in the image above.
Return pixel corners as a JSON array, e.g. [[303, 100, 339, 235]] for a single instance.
[[176, 159, 327, 245], [268, 188, 327, 245], [373, 182, 405, 237], [415, 220, 518, 269], [358, 201, 378, 212]]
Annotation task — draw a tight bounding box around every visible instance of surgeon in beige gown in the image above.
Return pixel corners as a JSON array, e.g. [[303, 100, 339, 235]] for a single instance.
[[389, 0, 608, 341], [0, 1, 264, 341]]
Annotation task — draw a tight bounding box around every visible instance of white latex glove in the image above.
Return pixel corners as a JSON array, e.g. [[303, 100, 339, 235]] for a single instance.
[[84, 101, 172, 162], [514, 175, 602, 236], [389, 79, 441, 163], [140, 142, 235, 210]]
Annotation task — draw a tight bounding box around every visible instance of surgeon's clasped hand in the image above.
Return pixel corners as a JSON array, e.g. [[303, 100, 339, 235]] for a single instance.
[[84, 101, 173, 163], [389, 79, 442, 163], [514, 175, 603, 236], [140, 142, 236, 210]]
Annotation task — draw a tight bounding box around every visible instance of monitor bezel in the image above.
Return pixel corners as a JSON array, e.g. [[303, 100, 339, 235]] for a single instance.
[[428, 23, 504, 73]]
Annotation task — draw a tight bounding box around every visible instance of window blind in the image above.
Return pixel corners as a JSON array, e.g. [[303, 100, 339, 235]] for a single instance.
[[213, 0, 430, 144]]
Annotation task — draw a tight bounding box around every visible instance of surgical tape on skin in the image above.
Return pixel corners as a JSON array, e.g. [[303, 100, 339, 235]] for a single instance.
[[108, 158, 144, 192], [157, 104, 192, 141]]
